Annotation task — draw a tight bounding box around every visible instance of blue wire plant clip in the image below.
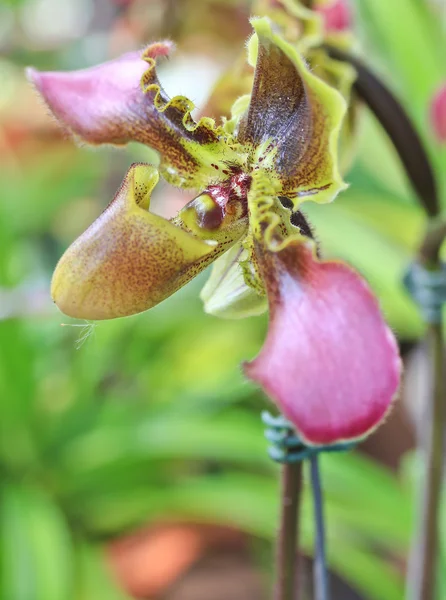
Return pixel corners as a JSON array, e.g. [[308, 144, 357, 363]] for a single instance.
[[262, 411, 356, 463], [403, 261, 446, 324]]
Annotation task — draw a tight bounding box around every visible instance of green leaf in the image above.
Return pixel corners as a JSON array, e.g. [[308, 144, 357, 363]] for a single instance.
[[75, 543, 131, 600], [153, 472, 405, 600], [321, 453, 412, 550], [0, 320, 37, 469], [355, 0, 446, 205], [335, 544, 404, 600], [356, 0, 444, 122], [0, 484, 73, 600]]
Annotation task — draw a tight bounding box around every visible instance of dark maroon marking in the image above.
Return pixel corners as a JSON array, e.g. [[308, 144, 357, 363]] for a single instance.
[[279, 196, 315, 240]]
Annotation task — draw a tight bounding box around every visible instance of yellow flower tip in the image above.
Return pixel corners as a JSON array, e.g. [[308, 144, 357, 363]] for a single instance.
[[129, 162, 160, 209]]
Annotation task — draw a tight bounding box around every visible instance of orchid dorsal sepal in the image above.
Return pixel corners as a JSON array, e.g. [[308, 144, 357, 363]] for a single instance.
[[240, 17, 347, 209]]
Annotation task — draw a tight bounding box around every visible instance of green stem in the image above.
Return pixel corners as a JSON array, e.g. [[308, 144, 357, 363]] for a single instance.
[[274, 462, 303, 600], [407, 232, 446, 600]]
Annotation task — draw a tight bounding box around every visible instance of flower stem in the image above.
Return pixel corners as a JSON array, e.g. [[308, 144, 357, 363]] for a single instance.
[[310, 455, 330, 600], [274, 461, 303, 600], [407, 320, 445, 600], [407, 226, 446, 600]]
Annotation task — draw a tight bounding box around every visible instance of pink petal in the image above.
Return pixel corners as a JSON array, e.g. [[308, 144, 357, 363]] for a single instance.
[[244, 239, 401, 445], [430, 83, 446, 143], [315, 0, 351, 33], [26, 43, 173, 145], [27, 42, 232, 188]]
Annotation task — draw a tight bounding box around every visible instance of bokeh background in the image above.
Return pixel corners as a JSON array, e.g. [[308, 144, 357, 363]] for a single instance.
[[0, 0, 445, 599]]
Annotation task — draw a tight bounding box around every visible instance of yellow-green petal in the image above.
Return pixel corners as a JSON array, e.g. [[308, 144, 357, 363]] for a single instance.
[[51, 164, 219, 320]]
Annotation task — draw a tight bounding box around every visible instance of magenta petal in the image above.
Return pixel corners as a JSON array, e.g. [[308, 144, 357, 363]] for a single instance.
[[26, 43, 173, 145], [244, 240, 401, 445], [316, 0, 351, 33], [430, 83, 446, 143], [27, 42, 231, 188]]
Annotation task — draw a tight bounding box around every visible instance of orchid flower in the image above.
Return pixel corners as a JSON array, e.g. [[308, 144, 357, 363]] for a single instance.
[[27, 18, 400, 446]]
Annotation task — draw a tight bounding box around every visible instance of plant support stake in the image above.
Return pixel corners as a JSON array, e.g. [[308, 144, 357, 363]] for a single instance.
[[310, 455, 329, 600], [263, 412, 355, 600]]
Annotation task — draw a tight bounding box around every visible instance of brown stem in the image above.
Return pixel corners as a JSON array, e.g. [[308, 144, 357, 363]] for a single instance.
[[325, 46, 439, 218], [274, 462, 303, 600], [418, 219, 446, 268], [407, 230, 446, 600]]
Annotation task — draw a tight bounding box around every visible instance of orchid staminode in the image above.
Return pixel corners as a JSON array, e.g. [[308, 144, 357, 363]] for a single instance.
[[27, 17, 401, 446]]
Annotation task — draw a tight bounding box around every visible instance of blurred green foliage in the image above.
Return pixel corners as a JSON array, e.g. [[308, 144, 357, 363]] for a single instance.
[[0, 0, 445, 599]]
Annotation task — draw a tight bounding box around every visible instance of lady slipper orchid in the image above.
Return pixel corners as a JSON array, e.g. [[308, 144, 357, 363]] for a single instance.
[[28, 17, 400, 446]]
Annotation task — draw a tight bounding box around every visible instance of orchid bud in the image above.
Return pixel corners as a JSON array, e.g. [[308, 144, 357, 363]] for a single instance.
[[315, 0, 351, 33], [430, 84, 446, 143]]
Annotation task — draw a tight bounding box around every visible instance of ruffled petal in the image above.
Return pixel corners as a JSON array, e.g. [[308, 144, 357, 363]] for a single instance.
[[27, 43, 237, 189], [244, 236, 401, 445], [51, 164, 244, 320], [238, 17, 347, 206]]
